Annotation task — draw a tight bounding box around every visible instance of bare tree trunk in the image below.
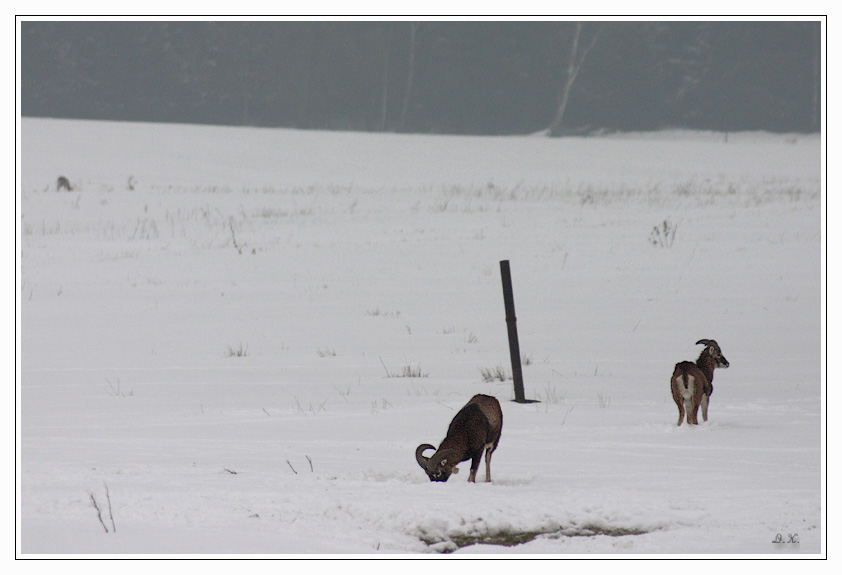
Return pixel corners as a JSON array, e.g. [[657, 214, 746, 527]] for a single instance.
[[548, 22, 601, 137], [399, 22, 418, 132]]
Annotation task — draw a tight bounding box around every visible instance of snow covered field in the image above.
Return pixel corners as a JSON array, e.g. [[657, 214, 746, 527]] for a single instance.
[[18, 118, 824, 556]]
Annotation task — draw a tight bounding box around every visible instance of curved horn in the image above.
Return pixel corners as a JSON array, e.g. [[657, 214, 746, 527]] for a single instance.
[[426, 448, 458, 473], [415, 444, 435, 470], [696, 339, 717, 349]]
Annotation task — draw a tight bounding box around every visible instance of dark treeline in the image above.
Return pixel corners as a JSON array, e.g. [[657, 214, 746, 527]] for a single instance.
[[21, 20, 821, 135]]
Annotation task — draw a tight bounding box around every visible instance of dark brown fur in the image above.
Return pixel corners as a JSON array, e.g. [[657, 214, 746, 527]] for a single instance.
[[416, 394, 502, 482]]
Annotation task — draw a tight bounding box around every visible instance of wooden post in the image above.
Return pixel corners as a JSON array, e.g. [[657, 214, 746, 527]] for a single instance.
[[500, 260, 533, 403]]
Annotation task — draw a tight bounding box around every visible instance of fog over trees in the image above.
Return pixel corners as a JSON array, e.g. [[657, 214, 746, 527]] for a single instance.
[[21, 20, 821, 135]]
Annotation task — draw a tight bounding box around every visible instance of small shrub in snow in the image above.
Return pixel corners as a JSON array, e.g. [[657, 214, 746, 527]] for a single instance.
[[105, 378, 133, 397], [225, 343, 249, 357], [397, 364, 428, 378], [380, 358, 428, 378], [293, 396, 327, 416], [649, 219, 677, 248], [597, 392, 611, 408], [542, 383, 565, 404], [480, 365, 510, 382]]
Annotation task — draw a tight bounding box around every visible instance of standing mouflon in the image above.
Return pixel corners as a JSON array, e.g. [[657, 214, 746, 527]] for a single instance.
[[671, 339, 729, 425]]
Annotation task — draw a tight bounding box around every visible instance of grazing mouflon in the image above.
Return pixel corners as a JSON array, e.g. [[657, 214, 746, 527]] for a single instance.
[[415, 394, 502, 482]]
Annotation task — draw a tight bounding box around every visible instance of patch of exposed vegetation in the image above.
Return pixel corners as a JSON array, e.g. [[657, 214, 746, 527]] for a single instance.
[[421, 523, 651, 553]]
